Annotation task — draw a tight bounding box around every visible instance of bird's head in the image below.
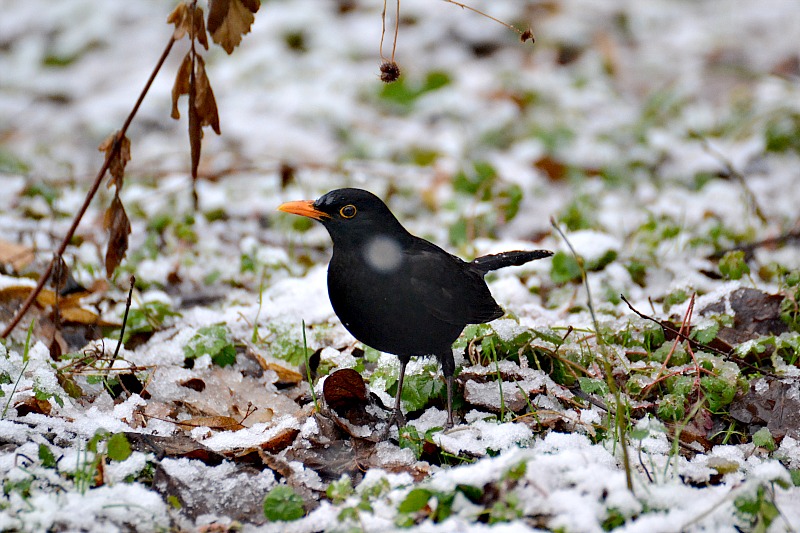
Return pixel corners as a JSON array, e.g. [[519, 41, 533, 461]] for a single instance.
[[278, 188, 409, 247]]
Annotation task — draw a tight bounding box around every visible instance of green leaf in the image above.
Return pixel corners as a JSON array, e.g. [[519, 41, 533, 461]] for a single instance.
[[550, 251, 582, 284], [184, 324, 237, 367], [719, 250, 750, 280], [752, 427, 776, 452], [107, 433, 132, 461], [398, 488, 433, 514], [578, 377, 609, 396], [38, 444, 57, 468], [700, 375, 737, 412], [263, 485, 305, 522], [693, 322, 720, 344], [326, 475, 354, 504]]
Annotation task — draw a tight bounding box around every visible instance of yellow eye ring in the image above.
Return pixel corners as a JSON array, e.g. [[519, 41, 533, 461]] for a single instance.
[[339, 205, 357, 219]]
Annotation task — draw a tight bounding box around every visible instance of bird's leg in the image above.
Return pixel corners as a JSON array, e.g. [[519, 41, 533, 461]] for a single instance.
[[440, 350, 455, 429], [391, 356, 409, 428]]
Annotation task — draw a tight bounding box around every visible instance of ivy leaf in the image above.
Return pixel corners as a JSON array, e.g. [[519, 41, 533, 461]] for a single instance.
[[263, 485, 305, 522], [398, 488, 433, 514], [106, 433, 132, 462]]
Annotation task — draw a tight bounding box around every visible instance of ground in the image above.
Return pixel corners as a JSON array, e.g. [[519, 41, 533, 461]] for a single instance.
[[1, 0, 800, 531]]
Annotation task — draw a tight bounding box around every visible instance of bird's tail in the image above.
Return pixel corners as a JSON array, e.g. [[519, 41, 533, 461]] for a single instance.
[[470, 250, 553, 274]]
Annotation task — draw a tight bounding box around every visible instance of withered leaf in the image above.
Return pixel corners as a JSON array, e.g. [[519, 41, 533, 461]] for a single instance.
[[57, 373, 84, 399], [194, 56, 221, 134], [168, 2, 209, 47], [98, 132, 131, 190], [323, 368, 368, 412], [166, 2, 190, 40], [176, 416, 246, 432], [15, 397, 52, 417], [0, 239, 34, 272], [171, 52, 192, 120], [207, 0, 260, 54], [103, 193, 131, 278]]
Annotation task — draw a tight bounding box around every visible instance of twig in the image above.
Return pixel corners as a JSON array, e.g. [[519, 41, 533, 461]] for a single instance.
[[113, 275, 136, 360], [620, 294, 781, 378], [1, 35, 177, 339], [442, 0, 533, 41], [690, 130, 768, 224], [707, 229, 800, 260]]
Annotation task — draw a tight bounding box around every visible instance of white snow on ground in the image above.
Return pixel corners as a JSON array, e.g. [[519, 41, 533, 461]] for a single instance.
[[2, 0, 800, 531]]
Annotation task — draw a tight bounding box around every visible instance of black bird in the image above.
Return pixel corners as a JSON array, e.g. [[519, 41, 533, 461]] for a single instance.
[[279, 188, 552, 428]]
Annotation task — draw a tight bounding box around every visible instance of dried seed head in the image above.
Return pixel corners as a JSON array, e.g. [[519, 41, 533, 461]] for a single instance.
[[520, 29, 535, 43], [379, 61, 401, 83]]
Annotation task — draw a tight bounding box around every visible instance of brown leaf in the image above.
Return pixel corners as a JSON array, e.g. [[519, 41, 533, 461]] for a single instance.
[[194, 56, 221, 134], [168, 2, 208, 47], [730, 378, 800, 440], [103, 193, 131, 278], [57, 373, 84, 399], [179, 378, 207, 392], [167, 2, 191, 40], [14, 397, 52, 417], [171, 52, 192, 120], [0, 239, 34, 272], [260, 427, 300, 454], [98, 132, 131, 190], [176, 416, 246, 432], [207, 0, 260, 54], [323, 368, 368, 412]]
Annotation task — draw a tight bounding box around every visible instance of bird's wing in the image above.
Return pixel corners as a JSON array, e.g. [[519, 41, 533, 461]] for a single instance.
[[406, 240, 504, 325]]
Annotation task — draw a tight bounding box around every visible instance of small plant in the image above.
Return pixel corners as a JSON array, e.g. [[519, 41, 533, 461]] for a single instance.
[[263, 484, 305, 522], [184, 324, 237, 367]]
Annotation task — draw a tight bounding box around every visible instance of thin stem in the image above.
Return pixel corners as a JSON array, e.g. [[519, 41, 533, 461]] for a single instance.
[[1, 35, 176, 339], [113, 275, 136, 360]]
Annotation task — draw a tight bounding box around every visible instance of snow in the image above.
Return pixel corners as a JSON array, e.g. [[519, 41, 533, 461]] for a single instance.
[[2, 0, 800, 530]]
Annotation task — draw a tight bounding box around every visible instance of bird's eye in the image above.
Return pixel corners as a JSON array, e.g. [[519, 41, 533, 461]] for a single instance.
[[339, 205, 357, 219]]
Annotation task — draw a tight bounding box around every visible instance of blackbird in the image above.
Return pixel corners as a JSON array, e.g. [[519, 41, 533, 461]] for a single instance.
[[279, 188, 552, 428]]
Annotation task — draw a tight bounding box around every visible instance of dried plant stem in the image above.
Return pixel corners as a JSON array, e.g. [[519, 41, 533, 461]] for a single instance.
[[113, 275, 136, 360], [379, 0, 400, 62], [551, 217, 634, 493], [442, 0, 530, 38], [1, 36, 177, 340]]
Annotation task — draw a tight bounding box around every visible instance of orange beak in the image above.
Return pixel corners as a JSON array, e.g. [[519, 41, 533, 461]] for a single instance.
[[277, 200, 329, 221]]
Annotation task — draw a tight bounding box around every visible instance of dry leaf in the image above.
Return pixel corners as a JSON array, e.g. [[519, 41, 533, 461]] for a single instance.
[[0, 239, 34, 272], [98, 132, 131, 190], [171, 52, 192, 120], [194, 56, 221, 134], [323, 368, 368, 412], [207, 0, 260, 54], [176, 416, 246, 432], [260, 427, 300, 453], [167, 2, 191, 40], [263, 362, 303, 386], [14, 397, 52, 417], [103, 193, 131, 278], [168, 2, 208, 47]]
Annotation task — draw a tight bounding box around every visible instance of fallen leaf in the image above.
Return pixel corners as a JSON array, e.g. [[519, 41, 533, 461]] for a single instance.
[[103, 193, 131, 277], [0, 239, 35, 272], [323, 368, 368, 412], [207, 0, 260, 54], [14, 397, 52, 416], [176, 416, 246, 432], [259, 427, 300, 453]]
